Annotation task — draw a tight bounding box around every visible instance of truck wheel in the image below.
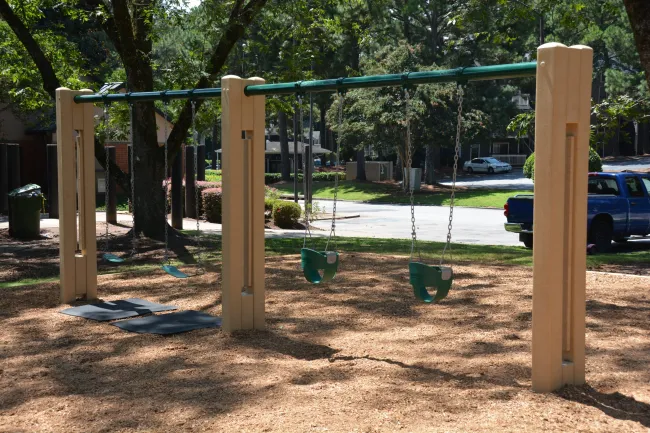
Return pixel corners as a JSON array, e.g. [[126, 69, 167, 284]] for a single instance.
[[520, 233, 533, 249], [589, 219, 613, 252]]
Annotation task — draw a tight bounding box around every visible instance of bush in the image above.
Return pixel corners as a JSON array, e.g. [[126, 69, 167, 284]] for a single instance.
[[272, 201, 302, 228], [202, 188, 223, 223], [523, 153, 535, 180], [523, 148, 602, 181], [196, 181, 221, 214], [165, 180, 221, 216], [265, 185, 280, 200], [265, 198, 277, 219], [588, 147, 603, 173]]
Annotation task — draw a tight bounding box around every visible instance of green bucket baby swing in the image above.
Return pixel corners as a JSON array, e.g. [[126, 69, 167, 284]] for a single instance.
[[299, 92, 345, 284], [405, 84, 464, 303]]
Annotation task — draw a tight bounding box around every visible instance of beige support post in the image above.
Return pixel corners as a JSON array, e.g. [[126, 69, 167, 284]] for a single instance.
[[56, 88, 98, 303], [532, 43, 593, 392], [220, 76, 266, 331]]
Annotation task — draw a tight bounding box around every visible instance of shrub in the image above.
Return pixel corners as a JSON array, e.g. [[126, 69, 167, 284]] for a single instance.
[[272, 201, 301, 228], [264, 198, 277, 219], [523, 148, 602, 181], [265, 185, 280, 200], [196, 181, 221, 214], [165, 180, 221, 216], [523, 153, 535, 180], [202, 188, 223, 223], [588, 147, 603, 173], [265, 173, 282, 184]]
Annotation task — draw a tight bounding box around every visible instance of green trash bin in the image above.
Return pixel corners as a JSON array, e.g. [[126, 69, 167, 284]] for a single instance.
[[8, 184, 43, 239]]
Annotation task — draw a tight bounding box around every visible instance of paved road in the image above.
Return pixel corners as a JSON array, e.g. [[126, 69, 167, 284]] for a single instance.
[[2, 204, 519, 247], [602, 156, 650, 172], [310, 200, 519, 246], [438, 169, 533, 190]]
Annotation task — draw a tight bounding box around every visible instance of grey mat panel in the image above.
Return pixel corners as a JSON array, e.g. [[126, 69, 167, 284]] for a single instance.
[[60, 298, 178, 321], [112, 311, 222, 335]]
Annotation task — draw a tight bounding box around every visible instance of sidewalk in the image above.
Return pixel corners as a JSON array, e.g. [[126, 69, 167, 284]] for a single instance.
[[0, 212, 311, 240]]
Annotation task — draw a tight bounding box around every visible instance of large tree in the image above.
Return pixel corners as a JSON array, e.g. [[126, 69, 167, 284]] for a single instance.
[[0, 0, 267, 238], [623, 0, 650, 91]]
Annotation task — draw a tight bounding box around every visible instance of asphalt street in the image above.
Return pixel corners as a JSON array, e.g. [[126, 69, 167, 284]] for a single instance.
[[310, 200, 520, 246]]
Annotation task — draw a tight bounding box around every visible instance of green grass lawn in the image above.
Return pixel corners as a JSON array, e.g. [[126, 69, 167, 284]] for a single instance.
[[274, 180, 527, 208], [262, 236, 650, 270], [205, 169, 222, 182], [96, 193, 130, 211], [2, 235, 649, 290]]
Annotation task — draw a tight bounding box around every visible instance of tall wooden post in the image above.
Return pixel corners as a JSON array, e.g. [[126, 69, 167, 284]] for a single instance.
[[221, 76, 266, 332], [56, 88, 97, 303], [532, 43, 593, 392]]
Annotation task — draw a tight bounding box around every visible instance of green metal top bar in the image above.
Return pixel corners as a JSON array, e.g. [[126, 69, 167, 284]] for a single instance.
[[244, 62, 537, 96], [73, 62, 536, 103]]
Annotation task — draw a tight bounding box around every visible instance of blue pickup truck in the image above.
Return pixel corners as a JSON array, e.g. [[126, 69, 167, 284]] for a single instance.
[[504, 172, 650, 251]]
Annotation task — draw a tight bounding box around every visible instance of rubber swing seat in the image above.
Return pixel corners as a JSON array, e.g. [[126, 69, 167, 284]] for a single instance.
[[162, 264, 189, 279], [103, 253, 125, 264], [409, 262, 453, 303], [301, 248, 339, 284]]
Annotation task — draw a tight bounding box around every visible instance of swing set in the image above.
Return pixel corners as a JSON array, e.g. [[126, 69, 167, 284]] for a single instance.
[[56, 43, 593, 393], [100, 96, 205, 278]]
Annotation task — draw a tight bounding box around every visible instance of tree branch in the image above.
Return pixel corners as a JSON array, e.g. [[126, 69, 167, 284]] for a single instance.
[[0, 0, 61, 98], [111, 0, 139, 76], [623, 0, 650, 91], [77, 0, 125, 60], [166, 0, 268, 158]]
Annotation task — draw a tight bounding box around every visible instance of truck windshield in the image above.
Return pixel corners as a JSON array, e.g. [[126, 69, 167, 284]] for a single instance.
[[588, 177, 619, 195]]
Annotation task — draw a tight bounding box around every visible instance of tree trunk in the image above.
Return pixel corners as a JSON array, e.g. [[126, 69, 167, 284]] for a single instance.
[[623, 0, 650, 91], [613, 117, 621, 157], [278, 111, 291, 181], [132, 103, 166, 239], [395, 154, 403, 181], [424, 144, 435, 185], [356, 148, 366, 181]]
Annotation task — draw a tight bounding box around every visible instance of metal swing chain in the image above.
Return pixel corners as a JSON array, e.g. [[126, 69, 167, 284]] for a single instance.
[[405, 87, 421, 262], [128, 103, 138, 259], [191, 100, 204, 274], [103, 104, 110, 254], [440, 84, 464, 265], [163, 101, 170, 265], [325, 92, 344, 252], [298, 94, 312, 248]]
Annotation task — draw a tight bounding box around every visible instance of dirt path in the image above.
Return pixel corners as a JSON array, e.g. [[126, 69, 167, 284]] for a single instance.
[[1, 255, 648, 432]]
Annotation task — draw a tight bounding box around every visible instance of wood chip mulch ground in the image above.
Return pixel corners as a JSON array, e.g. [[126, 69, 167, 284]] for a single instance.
[[1, 253, 649, 432]]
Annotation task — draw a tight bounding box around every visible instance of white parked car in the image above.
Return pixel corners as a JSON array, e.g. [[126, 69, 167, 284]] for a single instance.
[[463, 157, 512, 174]]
